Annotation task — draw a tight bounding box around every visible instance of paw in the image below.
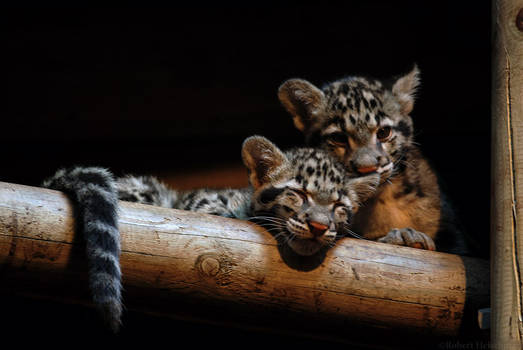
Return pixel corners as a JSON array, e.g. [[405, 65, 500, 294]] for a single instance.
[[377, 228, 436, 251]]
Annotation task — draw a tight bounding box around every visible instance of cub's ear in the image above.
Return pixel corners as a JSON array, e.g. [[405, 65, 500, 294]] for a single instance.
[[242, 136, 290, 189], [278, 79, 326, 132], [391, 65, 420, 115], [349, 174, 380, 204]]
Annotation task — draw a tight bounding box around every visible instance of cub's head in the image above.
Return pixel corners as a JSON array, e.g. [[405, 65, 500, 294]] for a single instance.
[[278, 66, 420, 180], [242, 136, 379, 256]]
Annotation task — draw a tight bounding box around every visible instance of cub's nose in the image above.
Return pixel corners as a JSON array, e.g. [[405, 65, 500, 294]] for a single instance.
[[357, 166, 378, 174], [308, 221, 329, 237]]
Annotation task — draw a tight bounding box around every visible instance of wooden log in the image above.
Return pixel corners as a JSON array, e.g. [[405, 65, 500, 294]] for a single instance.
[[0, 181, 488, 341], [492, 1, 523, 348]]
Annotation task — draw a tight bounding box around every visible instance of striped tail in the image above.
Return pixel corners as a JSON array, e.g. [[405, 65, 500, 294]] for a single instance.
[[43, 166, 123, 332]]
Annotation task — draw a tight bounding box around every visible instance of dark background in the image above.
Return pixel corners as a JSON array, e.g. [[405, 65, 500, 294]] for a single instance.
[[0, 2, 490, 347]]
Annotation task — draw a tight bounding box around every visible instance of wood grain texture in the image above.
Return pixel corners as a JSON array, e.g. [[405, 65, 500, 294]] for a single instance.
[[0, 181, 488, 340], [492, 0, 523, 348]]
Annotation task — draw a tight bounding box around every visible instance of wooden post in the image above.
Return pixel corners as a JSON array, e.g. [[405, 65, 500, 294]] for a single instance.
[[0, 181, 488, 343], [492, 1, 523, 348]]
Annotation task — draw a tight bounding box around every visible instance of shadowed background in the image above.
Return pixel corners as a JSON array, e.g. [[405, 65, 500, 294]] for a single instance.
[[0, 2, 490, 347]]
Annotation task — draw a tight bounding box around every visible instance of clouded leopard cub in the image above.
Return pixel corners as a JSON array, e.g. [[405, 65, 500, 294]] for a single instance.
[[278, 66, 472, 255], [43, 136, 378, 332]]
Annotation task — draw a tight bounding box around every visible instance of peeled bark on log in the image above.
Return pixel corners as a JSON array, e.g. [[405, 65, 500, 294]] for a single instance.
[[0, 181, 488, 341]]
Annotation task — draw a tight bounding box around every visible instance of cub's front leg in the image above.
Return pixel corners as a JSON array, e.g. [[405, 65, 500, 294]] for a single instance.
[[377, 227, 436, 251]]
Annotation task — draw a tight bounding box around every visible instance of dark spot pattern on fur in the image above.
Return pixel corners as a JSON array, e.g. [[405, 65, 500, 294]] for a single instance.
[[374, 112, 382, 125], [395, 120, 411, 137], [327, 116, 346, 130], [118, 192, 139, 202], [340, 83, 349, 95], [184, 191, 198, 209], [195, 198, 209, 209], [140, 192, 153, 203], [259, 186, 286, 204], [218, 194, 228, 205], [362, 98, 369, 109]]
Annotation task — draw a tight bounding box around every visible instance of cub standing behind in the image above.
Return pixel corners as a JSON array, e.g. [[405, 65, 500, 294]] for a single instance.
[[278, 66, 472, 255]]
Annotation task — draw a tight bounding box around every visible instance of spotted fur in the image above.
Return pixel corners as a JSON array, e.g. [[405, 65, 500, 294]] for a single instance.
[[116, 175, 251, 219], [279, 66, 473, 255], [43, 136, 379, 330]]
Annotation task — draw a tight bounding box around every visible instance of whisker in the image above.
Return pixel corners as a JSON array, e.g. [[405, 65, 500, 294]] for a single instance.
[[263, 227, 284, 235], [287, 233, 297, 244], [256, 221, 284, 228], [246, 215, 286, 220], [248, 220, 287, 228], [259, 224, 285, 230], [347, 230, 369, 240], [247, 212, 286, 219], [246, 216, 287, 224], [341, 224, 371, 241], [257, 221, 285, 227], [258, 222, 284, 226], [247, 215, 283, 220], [272, 232, 287, 239], [276, 231, 294, 245]]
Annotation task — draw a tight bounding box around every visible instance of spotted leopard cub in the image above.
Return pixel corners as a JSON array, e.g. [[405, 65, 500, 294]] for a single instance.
[[43, 135, 379, 331], [243, 136, 379, 256], [278, 66, 470, 255]]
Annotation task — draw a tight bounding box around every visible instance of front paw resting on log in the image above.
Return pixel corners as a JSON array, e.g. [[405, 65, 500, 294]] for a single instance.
[[377, 228, 436, 251]]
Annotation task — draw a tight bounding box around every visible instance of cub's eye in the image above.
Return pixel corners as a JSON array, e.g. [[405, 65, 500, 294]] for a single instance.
[[377, 126, 392, 141], [291, 189, 308, 201], [326, 132, 347, 146]]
